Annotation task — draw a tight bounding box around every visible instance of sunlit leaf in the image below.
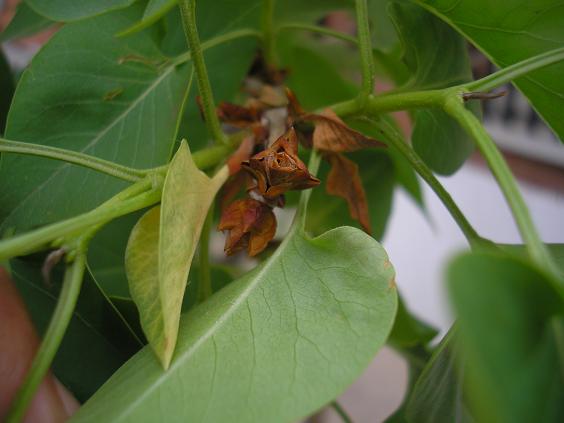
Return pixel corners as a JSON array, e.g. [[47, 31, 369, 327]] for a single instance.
[[74, 223, 398, 421], [126, 142, 228, 369]]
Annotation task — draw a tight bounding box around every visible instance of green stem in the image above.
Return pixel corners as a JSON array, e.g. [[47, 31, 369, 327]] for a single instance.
[[297, 150, 321, 232], [173, 28, 262, 66], [0, 138, 144, 182], [261, 0, 276, 65], [0, 181, 159, 262], [355, 0, 375, 98], [277, 22, 358, 45], [375, 117, 485, 249], [466, 46, 564, 92], [178, 0, 227, 145], [6, 246, 87, 423], [198, 202, 214, 302], [331, 401, 354, 423], [444, 97, 558, 275]]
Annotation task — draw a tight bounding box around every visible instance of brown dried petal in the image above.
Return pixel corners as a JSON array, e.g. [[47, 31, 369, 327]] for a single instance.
[[304, 109, 387, 152], [218, 198, 276, 256], [241, 128, 320, 199], [325, 153, 372, 234], [217, 101, 260, 127]]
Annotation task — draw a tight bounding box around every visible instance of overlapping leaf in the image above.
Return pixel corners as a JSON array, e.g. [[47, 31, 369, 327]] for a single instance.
[[0, 6, 191, 234], [126, 142, 228, 369], [0, 2, 54, 42], [390, 2, 478, 175], [26, 0, 135, 21], [448, 251, 564, 422], [74, 223, 397, 422], [416, 0, 564, 142], [10, 259, 142, 402]]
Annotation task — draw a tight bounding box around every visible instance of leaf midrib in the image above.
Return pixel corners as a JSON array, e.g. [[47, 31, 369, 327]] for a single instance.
[[112, 224, 302, 421]]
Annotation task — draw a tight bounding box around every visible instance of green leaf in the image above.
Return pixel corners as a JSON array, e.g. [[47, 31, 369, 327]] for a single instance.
[[448, 251, 564, 422], [390, 2, 478, 175], [368, 0, 400, 52], [388, 295, 437, 349], [10, 258, 142, 402], [0, 49, 14, 135], [307, 149, 395, 241], [0, 1, 54, 42], [73, 224, 397, 422], [0, 6, 191, 234], [125, 142, 228, 369], [403, 329, 474, 423], [26, 0, 135, 21], [499, 243, 564, 280], [416, 0, 564, 142]]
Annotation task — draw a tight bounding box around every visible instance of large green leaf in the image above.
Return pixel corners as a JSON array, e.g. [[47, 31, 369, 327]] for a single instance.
[[415, 0, 564, 142], [10, 258, 142, 402], [72, 224, 397, 422], [500, 243, 564, 279], [0, 6, 190, 234], [126, 143, 228, 368], [26, 0, 135, 22], [0, 1, 54, 42], [0, 49, 14, 134], [403, 329, 474, 423], [390, 2, 478, 175], [448, 251, 564, 422]]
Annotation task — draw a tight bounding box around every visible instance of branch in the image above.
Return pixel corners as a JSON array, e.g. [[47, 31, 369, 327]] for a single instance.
[[261, 0, 276, 65], [178, 0, 227, 145], [355, 0, 375, 98], [374, 117, 487, 249], [443, 96, 559, 276], [6, 245, 87, 423]]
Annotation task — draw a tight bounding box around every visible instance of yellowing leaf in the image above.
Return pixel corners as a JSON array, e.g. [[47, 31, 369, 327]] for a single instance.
[[125, 141, 228, 369]]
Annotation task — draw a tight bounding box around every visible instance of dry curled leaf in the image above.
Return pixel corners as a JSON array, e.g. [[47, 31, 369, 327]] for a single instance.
[[305, 109, 386, 153], [217, 101, 261, 128], [325, 153, 372, 234], [241, 127, 320, 200], [218, 198, 277, 256], [227, 136, 255, 175]]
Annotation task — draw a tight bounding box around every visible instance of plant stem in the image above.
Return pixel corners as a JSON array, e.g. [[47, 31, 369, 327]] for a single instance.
[[375, 117, 485, 249], [261, 0, 276, 65], [355, 0, 375, 98], [0, 138, 144, 182], [0, 181, 159, 262], [5, 246, 87, 423], [331, 401, 354, 423], [277, 22, 358, 45], [444, 96, 559, 275], [297, 150, 321, 232], [178, 0, 227, 145], [198, 202, 214, 302], [174, 28, 262, 66], [466, 46, 564, 92]]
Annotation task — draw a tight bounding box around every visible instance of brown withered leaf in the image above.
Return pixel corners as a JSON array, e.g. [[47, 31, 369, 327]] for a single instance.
[[304, 109, 387, 153], [217, 101, 261, 128], [285, 87, 305, 120], [227, 136, 255, 175], [241, 127, 320, 199], [218, 198, 277, 256], [325, 153, 372, 234]]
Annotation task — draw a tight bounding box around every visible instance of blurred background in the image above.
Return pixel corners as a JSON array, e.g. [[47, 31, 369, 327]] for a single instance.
[[2, 1, 563, 421]]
